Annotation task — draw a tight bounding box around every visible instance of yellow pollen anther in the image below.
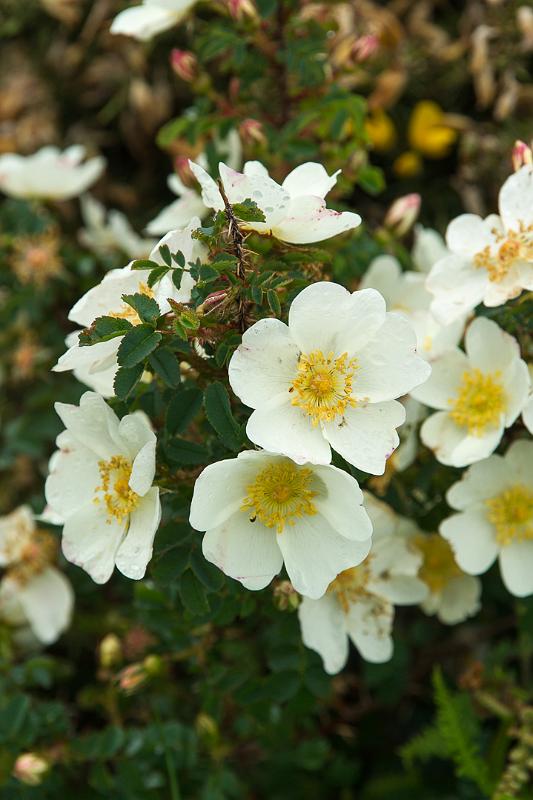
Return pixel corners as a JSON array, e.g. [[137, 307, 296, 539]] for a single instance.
[[110, 282, 155, 325], [7, 530, 58, 586], [448, 368, 506, 435], [290, 350, 358, 426], [414, 533, 461, 594], [485, 484, 533, 546], [473, 223, 533, 283], [329, 562, 372, 612], [95, 455, 140, 524], [241, 461, 318, 533]]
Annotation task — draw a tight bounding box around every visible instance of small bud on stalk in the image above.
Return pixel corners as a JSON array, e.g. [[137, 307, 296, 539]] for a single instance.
[[384, 193, 421, 236], [170, 49, 198, 83]]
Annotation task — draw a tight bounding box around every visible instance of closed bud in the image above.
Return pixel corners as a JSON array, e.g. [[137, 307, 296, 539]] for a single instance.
[[384, 193, 421, 236], [196, 712, 219, 740], [170, 49, 198, 83], [13, 753, 49, 786], [352, 34, 379, 63], [239, 118, 266, 146], [143, 654, 164, 677], [117, 663, 147, 694], [512, 140, 533, 172], [273, 580, 300, 611], [99, 633, 122, 669], [227, 0, 258, 21]]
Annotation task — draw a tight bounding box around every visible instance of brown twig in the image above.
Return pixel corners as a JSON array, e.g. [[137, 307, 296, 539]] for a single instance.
[[217, 179, 248, 332]]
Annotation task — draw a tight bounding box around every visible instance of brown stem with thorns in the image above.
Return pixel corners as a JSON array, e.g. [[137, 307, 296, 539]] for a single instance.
[[217, 178, 248, 332]]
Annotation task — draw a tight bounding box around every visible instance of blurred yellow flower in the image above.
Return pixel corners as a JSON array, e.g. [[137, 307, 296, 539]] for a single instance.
[[408, 101, 458, 159], [393, 150, 422, 177], [365, 110, 397, 152]]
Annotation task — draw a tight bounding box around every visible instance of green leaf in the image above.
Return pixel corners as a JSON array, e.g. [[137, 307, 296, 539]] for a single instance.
[[172, 268, 183, 290], [159, 244, 172, 266], [190, 549, 225, 592], [117, 325, 162, 368], [151, 546, 191, 585], [114, 364, 144, 399], [122, 293, 161, 324], [231, 198, 266, 223], [78, 316, 133, 346], [204, 382, 242, 451], [147, 265, 170, 288], [266, 289, 281, 316], [357, 164, 385, 196], [166, 387, 203, 434], [148, 347, 181, 388], [166, 437, 208, 465], [179, 570, 210, 615], [173, 250, 185, 267], [199, 264, 220, 282], [131, 259, 158, 271]]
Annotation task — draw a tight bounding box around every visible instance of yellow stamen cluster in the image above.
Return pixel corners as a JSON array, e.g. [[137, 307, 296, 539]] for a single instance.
[[473, 223, 533, 283], [328, 562, 373, 613], [241, 461, 318, 533], [414, 533, 462, 594], [7, 530, 58, 586], [110, 282, 155, 325], [95, 455, 140, 524], [485, 485, 533, 546], [290, 350, 358, 426], [449, 368, 506, 435]]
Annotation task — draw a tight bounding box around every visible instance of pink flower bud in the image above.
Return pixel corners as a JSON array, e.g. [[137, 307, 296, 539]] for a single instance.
[[174, 155, 195, 186], [384, 193, 421, 236], [13, 753, 49, 786], [352, 34, 379, 63], [512, 140, 533, 171], [170, 49, 198, 82], [239, 118, 266, 145], [117, 663, 148, 694], [227, 0, 258, 20]]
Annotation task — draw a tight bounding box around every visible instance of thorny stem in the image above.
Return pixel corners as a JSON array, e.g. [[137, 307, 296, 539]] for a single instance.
[[217, 178, 248, 332]]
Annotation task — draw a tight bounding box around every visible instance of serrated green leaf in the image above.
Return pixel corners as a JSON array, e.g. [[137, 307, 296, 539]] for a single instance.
[[159, 244, 172, 266], [147, 265, 170, 288], [166, 387, 203, 434], [131, 259, 158, 271], [166, 437, 208, 465], [151, 545, 191, 585], [179, 570, 210, 615], [172, 268, 183, 290], [122, 293, 161, 324], [117, 325, 162, 368], [231, 198, 266, 223], [78, 316, 133, 346], [267, 289, 281, 316], [148, 347, 181, 388], [204, 382, 242, 451], [113, 364, 144, 399], [190, 549, 225, 592], [173, 250, 185, 267]]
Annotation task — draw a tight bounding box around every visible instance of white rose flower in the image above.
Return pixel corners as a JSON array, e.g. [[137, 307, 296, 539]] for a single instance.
[[53, 220, 205, 396], [79, 195, 156, 259], [0, 506, 73, 645], [44, 392, 161, 584], [189, 450, 373, 599], [189, 159, 362, 244], [441, 439, 533, 598], [411, 317, 529, 467], [411, 225, 448, 273], [427, 165, 533, 323], [298, 493, 427, 673], [228, 282, 431, 474], [360, 254, 465, 361], [412, 532, 481, 625], [110, 0, 196, 41], [0, 145, 105, 200], [147, 131, 242, 235]]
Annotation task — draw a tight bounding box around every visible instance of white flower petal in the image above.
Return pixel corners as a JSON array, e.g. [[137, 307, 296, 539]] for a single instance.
[[446, 213, 500, 257], [146, 194, 206, 235], [345, 597, 394, 663], [420, 410, 503, 467], [228, 318, 299, 408], [201, 511, 283, 591], [110, 4, 181, 40], [354, 312, 431, 401], [288, 282, 386, 355], [412, 226, 448, 273], [372, 575, 428, 605], [323, 400, 404, 475], [499, 540, 533, 597], [410, 348, 469, 409], [446, 454, 509, 510], [68, 266, 144, 327], [17, 567, 74, 645], [115, 488, 161, 580], [189, 161, 224, 211], [54, 392, 120, 460], [440, 510, 499, 575], [45, 433, 101, 519], [129, 439, 157, 496], [219, 162, 290, 230], [298, 595, 349, 674], [189, 456, 259, 531], [505, 439, 533, 484], [499, 165, 533, 231], [437, 575, 481, 624], [277, 513, 371, 600], [281, 163, 340, 199], [465, 317, 521, 374], [273, 196, 360, 244], [312, 465, 372, 542], [61, 503, 126, 584], [523, 394, 533, 434], [427, 255, 488, 324], [246, 396, 332, 465], [502, 359, 530, 427]]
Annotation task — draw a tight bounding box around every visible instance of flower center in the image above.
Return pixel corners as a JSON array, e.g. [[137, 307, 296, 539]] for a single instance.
[[241, 460, 318, 533], [328, 562, 372, 612], [7, 530, 58, 585], [473, 223, 533, 283], [485, 485, 533, 546], [414, 533, 462, 594], [448, 368, 506, 435], [95, 455, 140, 524], [290, 350, 358, 426], [110, 282, 154, 325]]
